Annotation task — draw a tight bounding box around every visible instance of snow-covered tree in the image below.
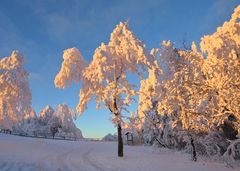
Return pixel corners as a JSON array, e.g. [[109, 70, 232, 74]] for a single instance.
[[122, 112, 143, 144], [54, 104, 82, 139], [137, 60, 163, 145], [146, 5, 240, 161], [199, 4, 240, 128], [155, 41, 202, 131], [138, 60, 161, 123], [54, 47, 86, 88], [0, 51, 32, 130], [34, 105, 56, 136], [55, 21, 156, 157], [39, 105, 55, 126], [155, 41, 206, 160], [38, 105, 83, 138], [138, 50, 184, 148], [17, 104, 83, 138], [156, 5, 240, 135]]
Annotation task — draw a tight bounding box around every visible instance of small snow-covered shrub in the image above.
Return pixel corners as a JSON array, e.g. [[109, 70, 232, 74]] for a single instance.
[[142, 130, 155, 145], [195, 131, 230, 157], [170, 131, 187, 150], [161, 133, 179, 149], [195, 141, 207, 156], [224, 139, 240, 162]]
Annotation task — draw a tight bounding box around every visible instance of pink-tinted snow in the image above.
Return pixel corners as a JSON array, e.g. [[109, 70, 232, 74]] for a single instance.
[[0, 133, 238, 171]]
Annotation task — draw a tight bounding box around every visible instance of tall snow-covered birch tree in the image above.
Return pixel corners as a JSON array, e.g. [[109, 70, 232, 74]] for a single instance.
[[54, 21, 156, 157], [0, 51, 32, 129]]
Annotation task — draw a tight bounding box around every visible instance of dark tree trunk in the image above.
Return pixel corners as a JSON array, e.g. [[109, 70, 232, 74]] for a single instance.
[[190, 134, 197, 162], [117, 123, 123, 157]]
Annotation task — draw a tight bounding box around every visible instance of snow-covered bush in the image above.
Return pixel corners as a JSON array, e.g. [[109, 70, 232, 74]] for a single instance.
[[194, 131, 230, 157], [14, 117, 39, 136], [102, 133, 117, 141], [224, 139, 240, 167], [142, 111, 177, 148]]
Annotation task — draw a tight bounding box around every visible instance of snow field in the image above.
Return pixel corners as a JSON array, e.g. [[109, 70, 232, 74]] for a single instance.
[[0, 134, 238, 171]]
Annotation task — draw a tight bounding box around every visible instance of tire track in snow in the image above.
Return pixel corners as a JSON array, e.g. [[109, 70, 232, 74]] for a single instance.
[[60, 143, 102, 171], [0, 160, 37, 171], [83, 147, 105, 171], [81, 144, 115, 171], [37, 146, 76, 171], [55, 148, 77, 171]]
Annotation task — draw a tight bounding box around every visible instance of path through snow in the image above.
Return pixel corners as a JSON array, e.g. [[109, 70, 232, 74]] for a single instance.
[[0, 133, 238, 171]]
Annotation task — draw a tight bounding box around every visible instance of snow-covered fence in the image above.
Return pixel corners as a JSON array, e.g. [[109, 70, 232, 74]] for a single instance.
[[0, 129, 12, 134], [85, 138, 102, 141], [0, 131, 79, 141]]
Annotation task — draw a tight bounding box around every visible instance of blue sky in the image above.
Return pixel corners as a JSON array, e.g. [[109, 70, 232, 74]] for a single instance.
[[0, 0, 239, 138]]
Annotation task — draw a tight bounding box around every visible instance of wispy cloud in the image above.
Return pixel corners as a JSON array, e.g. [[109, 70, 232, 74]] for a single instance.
[[201, 0, 239, 34], [16, 0, 166, 44], [29, 72, 44, 82], [0, 10, 38, 60], [0, 11, 24, 53]]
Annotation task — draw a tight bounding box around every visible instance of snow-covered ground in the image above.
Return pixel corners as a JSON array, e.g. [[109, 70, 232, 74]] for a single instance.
[[0, 133, 238, 171]]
